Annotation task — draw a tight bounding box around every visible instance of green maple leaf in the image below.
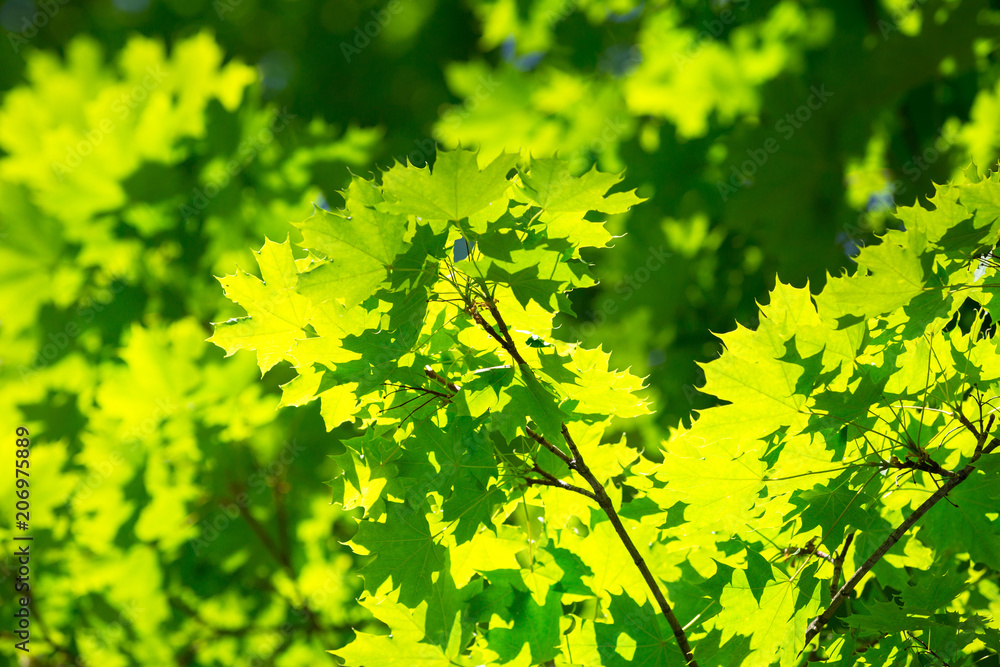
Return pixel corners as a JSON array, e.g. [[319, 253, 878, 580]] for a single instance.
[[391, 417, 503, 544], [512, 158, 644, 255], [591, 593, 688, 667], [380, 147, 518, 221], [785, 470, 889, 548], [467, 570, 562, 663], [696, 325, 807, 439], [508, 366, 573, 444], [334, 566, 480, 665], [464, 224, 596, 312], [820, 239, 925, 324], [351, 502, 447, 607], [294, 203, 407, 307], [334, 633, 455, 667], [516, 157, 644, 218], [647, 438, 767, 534], [716, 561, 821, 667], [917, 455, 1000, 570], [208, 236, 312, 373], [544, 345, 651, 420], [333, 592, 464, 667], [486, 249, 594, 312]]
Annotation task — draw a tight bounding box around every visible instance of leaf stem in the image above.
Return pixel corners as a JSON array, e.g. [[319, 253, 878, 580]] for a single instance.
[[905, 630, 953, 666]]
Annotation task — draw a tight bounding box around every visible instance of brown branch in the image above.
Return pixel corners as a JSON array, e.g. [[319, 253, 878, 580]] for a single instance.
[[527, 461, 597, 503], [560, 425, 699, 666], [488, 317, 528, 365], [830, 533, 855, 598], [384, 382, 451, 400], [812, 550, 834, 564], [784, 546, 835, 564], [425, 367, 460, 393], [984, 415, 996, 448], [525, 425, 573, 465], [399, 395, 438, 426], [463, 279, 528, 366], [524, 476, 598, 501], [951, 404, 981, 440], [805, 437, 999, 647], [456, 279, 522, 366], [482, 298, 527, 365], [458, 276, 698, 664]]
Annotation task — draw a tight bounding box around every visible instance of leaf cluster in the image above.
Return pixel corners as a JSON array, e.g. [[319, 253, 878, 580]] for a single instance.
[[215, 151, 1000, 666]]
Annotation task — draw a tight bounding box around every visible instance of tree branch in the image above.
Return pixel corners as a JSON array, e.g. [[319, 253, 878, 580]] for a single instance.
[[482, 297, 526, 365], [805, 438, 999, 647], [830, 533, 855, 598], [560, 425, 699, 666], [465, 281, 528, 366], [524, 475, 598, 501], [384, 382, 451, 400], [459, 276, 698, 664], [452, 270, 997, 667], [425, 366, 460, 393], [525, 425, 573, 465]]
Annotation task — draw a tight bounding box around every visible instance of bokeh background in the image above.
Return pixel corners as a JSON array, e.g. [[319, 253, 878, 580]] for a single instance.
[[1, 0, 999, 664]]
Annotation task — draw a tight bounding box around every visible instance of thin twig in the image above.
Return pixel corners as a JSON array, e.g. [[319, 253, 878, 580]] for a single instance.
[[560, 424, 699, 666], [399, 395, 438, 427], [425, 366, 460, 393], [805, 437, 999, 646], [381, 392, 434, 414], [905, 630, 952, 666], [465, 279, 528, 366], [458, 273, 698, 665], [528, 461, 594, 500], [482, 298, 527, 365], [951, 405, 981, 440], [830, 533, 854, 598], [524, 425, 573, 465], [785, 547, 835, 565], [524, 476, 598, 501], [384, 382, 451, 399]]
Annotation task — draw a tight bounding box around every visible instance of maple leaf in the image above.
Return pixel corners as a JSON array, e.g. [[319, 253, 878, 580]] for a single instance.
[[294, 204, 407, 308], [208, 236, 312, 373], [351, 502, 447, 607], [381, 147, 518, 221]]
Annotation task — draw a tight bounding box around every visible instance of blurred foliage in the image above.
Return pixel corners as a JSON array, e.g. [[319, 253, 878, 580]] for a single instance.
[[437, 0, 1000, 437], [0, 29, 378, 666], [0, 0, 998, 664]]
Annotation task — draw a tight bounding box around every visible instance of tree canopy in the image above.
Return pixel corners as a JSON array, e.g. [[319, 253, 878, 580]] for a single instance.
[[2, 1, 1000, 665]]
